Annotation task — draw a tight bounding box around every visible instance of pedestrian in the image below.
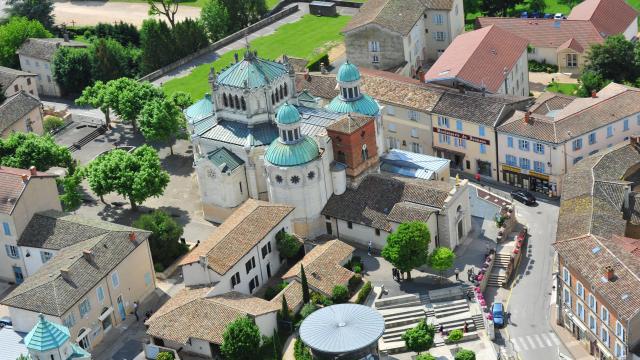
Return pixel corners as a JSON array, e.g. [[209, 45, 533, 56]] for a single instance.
[[467, 291, 473, 301], [439, 324, 444, 335], [133, 301, 139, 321], [454, 268, 460, 281], [463, 321, 469, 333], [392, 268, 397, 281], [368, 241, 372, 256]]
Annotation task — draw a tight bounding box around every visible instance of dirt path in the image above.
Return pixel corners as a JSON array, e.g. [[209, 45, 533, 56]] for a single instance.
[[54, 1, 201, 27]]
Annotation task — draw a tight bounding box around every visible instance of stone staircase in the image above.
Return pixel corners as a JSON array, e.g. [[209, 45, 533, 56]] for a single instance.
[[376, 294, 429, 354], [431, 299, 481, 346], [488, 253, 511, 287], [68, 125, 107, 152]]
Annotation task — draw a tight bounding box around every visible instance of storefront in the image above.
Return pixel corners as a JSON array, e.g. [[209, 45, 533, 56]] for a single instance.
[[501, 165, 557, 196]]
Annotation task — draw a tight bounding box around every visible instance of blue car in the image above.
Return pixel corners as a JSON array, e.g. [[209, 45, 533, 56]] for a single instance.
[[492, 303, 505, 327]]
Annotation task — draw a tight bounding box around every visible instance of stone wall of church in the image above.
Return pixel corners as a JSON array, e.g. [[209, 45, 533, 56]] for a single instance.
[[195, 158, 249, 223]]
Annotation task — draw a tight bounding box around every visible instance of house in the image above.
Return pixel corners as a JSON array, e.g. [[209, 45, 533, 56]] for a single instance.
[[1, 217, 156, 352], [477, 0, 638, 74], [0, 91, 44, 138], [146, 287, 279, 359], [322, 173, 471, 250], [0, 166, 60, 283], [554, 139, 640, 360], [380, 149, 451, 181], [17, 38, 87, 97], [180, 199, 294, 294], [0, 66, 38, 98], [424, 25, 529, 97], [431, 90, 531, 180], [496, 83, 640, 196], [343, 0, 465, 77]]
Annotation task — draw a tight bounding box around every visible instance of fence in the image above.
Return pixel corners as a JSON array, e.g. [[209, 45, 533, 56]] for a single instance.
[[138, 5, 300, 83]]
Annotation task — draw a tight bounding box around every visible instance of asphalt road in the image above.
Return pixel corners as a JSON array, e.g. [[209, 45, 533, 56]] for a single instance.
[[500, 199, 569, 360]]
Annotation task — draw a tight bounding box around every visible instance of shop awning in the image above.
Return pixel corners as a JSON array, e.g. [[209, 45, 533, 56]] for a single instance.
[[76, 328, 90, 342], [99, 307, 114, 321]]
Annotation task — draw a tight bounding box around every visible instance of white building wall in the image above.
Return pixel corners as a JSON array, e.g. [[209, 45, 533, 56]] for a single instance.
[[623, 19, 638, 40], [527, 47, 558, 66], [254, 312, 278, 338], [438, 183, 471, 249], [8, 307, 62, 333], [4, 76, 38, 98], [160, 338, 213, 358], [19, 55, 59, 97], [21, 246, 58, 277], [329, 219, 390, 250]]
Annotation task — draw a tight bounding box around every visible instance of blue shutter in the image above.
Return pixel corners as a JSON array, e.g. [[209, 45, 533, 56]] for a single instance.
[[5, 244, 11, 258]]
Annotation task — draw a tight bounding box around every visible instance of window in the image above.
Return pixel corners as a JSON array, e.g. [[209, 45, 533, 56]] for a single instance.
[[607, 125, 614, 138], [454, 138, 466, 148], [5, 245, 19, 259], [63, 313, 76, 328], [534, 161, 545, 173], [372, 54, 380, 64], [589, 314, 597, 333], [507, 137, 514, 148], [13, 84, 18, 92], [566, 53, 578, 67], [601, 306, 610, 325], [239, 182, 243, 194], [573, 138, 583, 151], [97, 286, 105, 303], [111, 271, 120, 288], [386, 106, 395, 116], [518, 139, 529, 151], [534, 143, 545, 154], [589, 132, 597, 145], [249, 275, 259, 294], [410, 128, 419, 138], [563, 288, 571, 307], [145, 272, 152, 286], [347, 221, 353, 229], [409, 110, 419, 121], [230, 272, 241, 288], [79, 298, 91, 318], [506, 155, 517, 166], [479, 125, 485, 137], [437, 116, 450, 128], [615, 341, 625, 359], [389, 137, 398, 149], [411, 142, 422, 153], [40, 251, 53, 264], [480, 144, 487, 154], [576, 282, 584, 299], [375, 229, 380, 236], [368, 41, 380, 52], [245, 257, 256, 273], [563, 267, 571, 285], [601, 327, 610, 347], [519, 158, 530, 170], [438, 133, 450, 144], [456, 119, 463, 131], [433, 14, 444, 24], [261, 242, 272, 259], [290, 175, 300, 184], [577, 301, 585, 321], [435, 31, 446, 41], [47, 75, 51, 83], [616, 321, 625, 342], [588, 294, 597, 311], [573, 156, 584, 165], [3, 222, 11, 236], [388, 123, 397, 133], [624, 119, 629, 131]]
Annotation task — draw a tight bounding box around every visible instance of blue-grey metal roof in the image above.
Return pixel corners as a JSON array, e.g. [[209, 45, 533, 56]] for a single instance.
[[185, 94, 214, 124], [193, 116, 217, 136], [299, 304, 385, 354], [207, 148, 244, 172], [0, 328, 29, 359], [381, 149, 451, 180]]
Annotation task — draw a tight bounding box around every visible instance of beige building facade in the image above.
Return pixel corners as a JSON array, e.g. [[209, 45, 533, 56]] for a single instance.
[[0, 66, 38, 98], [0, 92, 44, 138]]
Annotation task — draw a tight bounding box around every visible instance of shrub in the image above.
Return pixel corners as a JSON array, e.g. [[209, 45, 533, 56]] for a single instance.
[[416, 354, 437, 360], [402, 320, 435, 354], [154, 262, 165, 273], [156, 352, 174, 360], [43, 115, 64, 133], [294, 338, 312, 360], [528, 60, 558, 73], [455, 349, 476, 360], [356, 281, 372, 304], [306, 52, 329, 71], [276, 231, 302, 259], [447, 329, 464, 344], [310, 292, 332, 306], [348, 274, 362, 291], [300, 303, 317, 319], [332, 285, 349, 303], [264, 282, 289, 301], [353, 263, 362, 273]]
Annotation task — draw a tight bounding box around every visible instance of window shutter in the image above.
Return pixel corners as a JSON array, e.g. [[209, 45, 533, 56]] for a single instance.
[[5, 244, 10, 258]]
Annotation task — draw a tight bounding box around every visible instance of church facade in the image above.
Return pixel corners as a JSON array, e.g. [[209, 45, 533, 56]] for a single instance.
[[186, 50, 384, 237]]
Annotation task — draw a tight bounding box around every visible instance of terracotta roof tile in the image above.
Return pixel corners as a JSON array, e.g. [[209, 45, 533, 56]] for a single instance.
[[326, 114, 373, 134], [567, 0, 638, 36], [0, 166, 56, 215], [271, 279, 304, 311]]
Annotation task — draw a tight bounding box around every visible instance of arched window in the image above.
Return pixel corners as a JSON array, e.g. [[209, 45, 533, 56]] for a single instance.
[[348, 88, 354, 99], [279, 85, 284, 99], [223, 93, 228, 107], [234, 95, 240, 109], [241, 97, 246, 110], [271, 93, 275, 105], [275, 90, 280, 102], [294, 128, 299, 140], [354, 87, 359, 97], [284, 83, 288, 96], [287, 130, 293, 141], [342, 88, 348, 99]]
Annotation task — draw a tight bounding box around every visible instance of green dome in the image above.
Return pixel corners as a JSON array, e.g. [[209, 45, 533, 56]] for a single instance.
[[185, 94, 213, 123], [25, 314, 70, 352], [326, 94, 380, 116], [276, 103, 301, 125], [337, 61, 361, 83], [265, 136, 320, 166]]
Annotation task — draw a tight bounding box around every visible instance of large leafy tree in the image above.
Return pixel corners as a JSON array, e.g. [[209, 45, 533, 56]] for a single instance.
[[0, 132, 72, 171], [51, 46, 92, 95], [89, 38, 132, 82], [201, 0, 230, 42], [59, 168, 84, 212], [381, 221, 431, 280], [221, 316, 262, 360], [219, 0, 267, 32], [585, 35, 637, 84], [133, 210, 188, 268], [147, 0, 179, 28], [428, 247, 456, 281], [577, 70, 609, 97], [106, 78, 163, 131], [76, 81, 113, 128], [138, 98, 185, 155], [276, 231, 301, 259], [402, 320, 435, 354], [85, 145, 169, 210], [0, 17, 52, 68], [8, 0, 54, 29]]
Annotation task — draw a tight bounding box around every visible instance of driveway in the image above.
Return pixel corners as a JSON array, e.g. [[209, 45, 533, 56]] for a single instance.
[[53, 1, 201, 27]]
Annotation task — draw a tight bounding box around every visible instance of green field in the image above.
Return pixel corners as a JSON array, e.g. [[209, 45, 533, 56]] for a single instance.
[[546, 82, 579, 95], [162, 14, 351, 99]]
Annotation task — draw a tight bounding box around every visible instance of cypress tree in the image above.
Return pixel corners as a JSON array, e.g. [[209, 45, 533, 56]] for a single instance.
[[280, 295, 290, 321], [300, 264, 310, 304]]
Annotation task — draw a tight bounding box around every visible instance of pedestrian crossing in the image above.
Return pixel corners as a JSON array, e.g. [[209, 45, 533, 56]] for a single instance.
[[511, 332, 562, 352]]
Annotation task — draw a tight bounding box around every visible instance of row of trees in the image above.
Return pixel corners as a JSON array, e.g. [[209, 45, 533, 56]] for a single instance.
[[0, 17, 52, 68]]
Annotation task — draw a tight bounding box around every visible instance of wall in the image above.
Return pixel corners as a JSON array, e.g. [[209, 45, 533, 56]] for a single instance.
[[328, 218, 390, 250], [21, 246, 58, 277], [624, 19, 638, 40], [327, 117, 378, 176], [556, 49, 585, 75], [382, 104, 433, 155], [18, 55, 59, 97], [424, 6, 458, 62], [3, 76, 38, 98], [501, 51, 529, 97], [437, 182, 471, 249], [195, 157, 248, 223], [0, 106, 44, 139], [254, 312, 278, 338], [157, 338, 213, 358], [527, 46, 558, 66], [344, 25, 406, 72]]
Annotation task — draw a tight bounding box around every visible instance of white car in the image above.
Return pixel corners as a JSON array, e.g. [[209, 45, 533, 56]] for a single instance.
[[554, 13, 563, 19]]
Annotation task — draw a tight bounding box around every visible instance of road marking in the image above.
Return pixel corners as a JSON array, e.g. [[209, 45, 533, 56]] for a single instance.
[[534, 334, 545, 348], [515, 337, 529, 351], [542, 333, 553, 347], [526, 335, 537, 349], [512, 338, 522, 352], [550, 333, 562, 346]]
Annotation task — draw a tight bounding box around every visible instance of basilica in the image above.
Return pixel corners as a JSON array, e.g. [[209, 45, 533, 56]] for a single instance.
[[185, 48, 384, 237]]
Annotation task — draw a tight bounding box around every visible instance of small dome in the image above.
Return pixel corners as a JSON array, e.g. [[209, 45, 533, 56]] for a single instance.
[[265, 136, 320, 166], [337, 61, 361, 83], [276, 103, 301, 125], [25, 314, 70, 352], [326, 94, 380, 116]]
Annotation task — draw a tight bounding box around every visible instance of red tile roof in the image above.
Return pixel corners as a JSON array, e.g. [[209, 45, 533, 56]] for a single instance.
[[567, 0, 638, 36], [0, 166, 56, 215], [425, 25, 528, 93], [557, 38, 584, 53]]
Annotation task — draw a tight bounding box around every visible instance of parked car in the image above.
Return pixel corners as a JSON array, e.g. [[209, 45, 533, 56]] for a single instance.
[[492, 303, 505, 327], [0, 316, 12, 328], [543, 13, 553, 19], [511, 190, 537, 205], [520, 11, 528, 18], [554, 13, 563, 19]]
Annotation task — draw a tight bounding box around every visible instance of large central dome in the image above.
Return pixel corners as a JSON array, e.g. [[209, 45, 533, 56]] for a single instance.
[[216, 51, 289, 88]]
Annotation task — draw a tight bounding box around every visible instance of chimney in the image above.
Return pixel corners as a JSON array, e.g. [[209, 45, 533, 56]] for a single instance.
[[631, 135, 640, 147], [418, 70, 425, 82], [604, 265, 615, 281], [591, 90, 597, 98], [82, 249, 94, 263], [129, 232, 137, 243], [21, 174, 29, 182], [29, 166, 37, 176], [320, 63, 327, 75], [60, 268, 71, 281], [524, 111, 531, 124]]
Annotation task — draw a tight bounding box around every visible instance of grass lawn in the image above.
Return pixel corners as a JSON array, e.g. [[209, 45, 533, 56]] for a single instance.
[[546, 82, 579, 95], [162, 14, 351, 99], [110, 0, 289, 9]]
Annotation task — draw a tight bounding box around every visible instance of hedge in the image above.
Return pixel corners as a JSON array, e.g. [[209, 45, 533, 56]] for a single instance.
[[307, 52, 329, 71], [356, 281, 372, 304]]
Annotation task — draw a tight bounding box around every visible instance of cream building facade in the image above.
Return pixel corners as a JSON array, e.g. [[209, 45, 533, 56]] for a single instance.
[[0, 66, 38, 98], [0, 91, 44, 138]]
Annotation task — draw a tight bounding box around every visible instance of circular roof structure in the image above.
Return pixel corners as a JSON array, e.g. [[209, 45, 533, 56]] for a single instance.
[[276, 102, 301, 125], [336, 61, 361, 83], [326, 94, 380, 116], [264, 136, 320, 167], [299, 304, 385, 355]]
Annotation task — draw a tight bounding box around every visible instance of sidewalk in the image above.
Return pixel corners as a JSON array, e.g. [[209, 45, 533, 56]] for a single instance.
[[549, 307, 593, 360]]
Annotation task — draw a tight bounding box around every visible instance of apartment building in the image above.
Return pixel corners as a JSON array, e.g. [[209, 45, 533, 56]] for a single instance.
[[497, 83, 640, 196], [554, 140, 640, 360], [0, 66, 38, 98]]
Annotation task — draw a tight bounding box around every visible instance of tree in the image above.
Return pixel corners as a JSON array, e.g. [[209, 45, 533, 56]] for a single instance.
[[172, 18, 209, 58], [0, 132, 72, 171], [201, 0, 230, 42], [300, 303, 317, 319], [170, 91, 193, 110], [381, 221, 431, 280], [402, 320, 435, 354], [43, 115, 64, 133], [140, 19, 175, 73], [276, 231, 301, 259], [59, 169, 83, 212], [106, 78, 164, 131], [219, 0, 267, 32], [76, 81, 113, 128], [221, 316, 261, 360], [332, 285, 349, 304], [577, 70, 609, 97], [455, 349, 476, 360], [300, 264, 310, 304], [85, 145, 170, 210], [480, 0, 524, 16], [428, 247, 456, 281], [528, 0, 546, 13], [147, 0, 180, 28], [280, 295, 290, 322], [156, 352, 175, 360], [139, 98, 185, 155], [133, 210, 188, 268], [8, 0, 54, 29], [585, 35, 637, 84], [89, 38, 133, 82], [0, 17, 52, 68], [51, 46, 92, 95]]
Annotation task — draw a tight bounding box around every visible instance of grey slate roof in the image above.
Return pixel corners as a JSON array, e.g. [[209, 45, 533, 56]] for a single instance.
[[0, 91, 41, 133], [322, 173, 452, 231], [17, 38, 87, 62], [432, 91, 531, 127], [0, 66, 35, 94], [207, 148, 244, 173], [2, 224, 150, 316], [18, 210, 140, 250]]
